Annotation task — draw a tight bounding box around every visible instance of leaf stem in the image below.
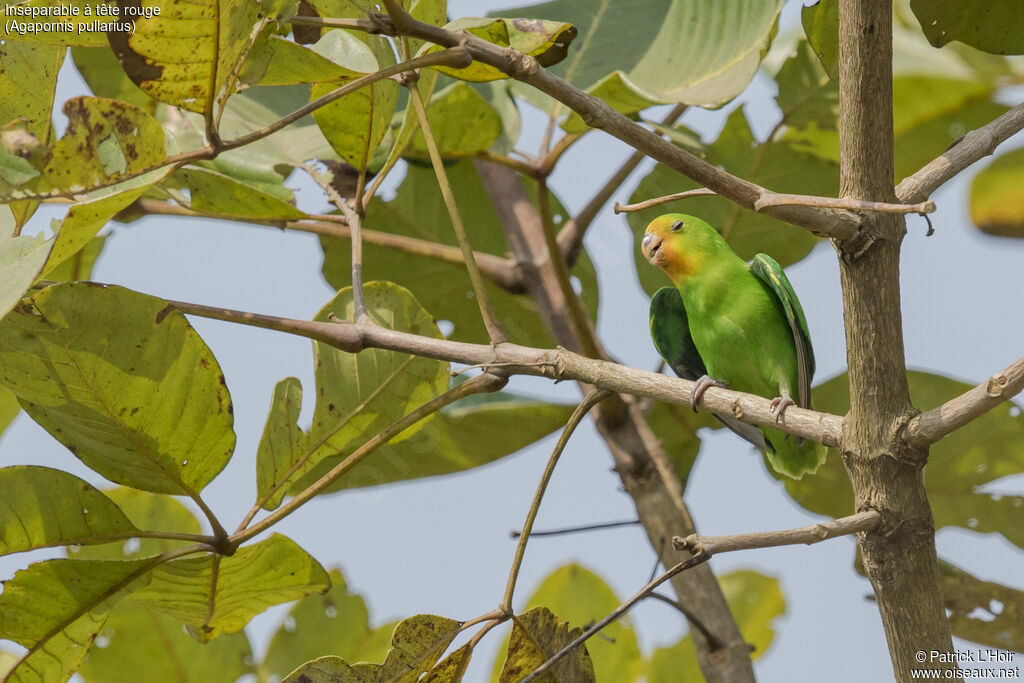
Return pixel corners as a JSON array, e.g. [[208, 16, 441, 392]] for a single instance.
[[406, 81, 508, 344]]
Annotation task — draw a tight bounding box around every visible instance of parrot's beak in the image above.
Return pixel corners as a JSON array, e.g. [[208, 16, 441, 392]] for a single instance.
[[641, 231, 663, 264]]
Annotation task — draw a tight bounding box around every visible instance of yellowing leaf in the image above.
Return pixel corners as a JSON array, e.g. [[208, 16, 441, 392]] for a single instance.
[[0, 283, 236, 495], [970, 147, 1024, 238], [499, 606, 595, 683]]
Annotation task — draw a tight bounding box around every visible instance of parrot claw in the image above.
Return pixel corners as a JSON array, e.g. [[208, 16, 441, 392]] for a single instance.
[[691, 375, 727, 413], [769, 393, 795, 423]]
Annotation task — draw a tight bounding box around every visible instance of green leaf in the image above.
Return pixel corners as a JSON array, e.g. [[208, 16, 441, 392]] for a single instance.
[[0, 208, 52, 320], [0, 466, 140, 557], [128, 534, 330, 642], [291, 389, 575, 494], [775, 40, 838, 131], [41, 167, 171, 277], [910, 0, 1024, 55], [35, 96, 167, 195], [408, 82, 504, 157], [261, 568, 396, 681], [626, 0, 784, 106], [45, 234, 106, 283], [628, 109, 830, 296], [969, 146, 1024, 237], [0, 283, 236, 495], [71, 46, 158, 112], [423, 17, 577, 82], [498, 606, 595, 683], [784, 371, 1024, 550], [171, 166, 307, 220], [312, 31, 399, 170], [107, 0, 262, 115], [892, 76, 1007, 182], [0, 557, 152, 682], [79, 603, 255, 683], [320, 161, 600, 347], [0, 386, 18, 442], [68, 487, 203, 561], [648, 570, 785, 681], [520, 565, 640, 682], [242, 30, 376, 87], [801, 0, 838, 80], [939, 559, 1024, 652], [283, 614, 462, 682], [256, 281, 449, 510]]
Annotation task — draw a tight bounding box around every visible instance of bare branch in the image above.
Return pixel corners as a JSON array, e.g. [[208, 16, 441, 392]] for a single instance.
[[557, 103, 688, 266], [905, 355, 1024, 448], [754, 194, 935, 215], [376, 0, 861, 241], [614, 189, 718, 213], [408, 82, 508, 344], [520, 552, 711, 683], [502, 389, 613, 613], [896, 102, 1024, 204], [673, 511, 881, 556], [153, 294, 845, 446], [614, 190, 935, 217]]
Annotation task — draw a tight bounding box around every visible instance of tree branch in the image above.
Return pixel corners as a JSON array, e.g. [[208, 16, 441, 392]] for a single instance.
[[556, 104, 688, 266], [905, 356, 1024, 448], [376, 0, 861, 241], [614, 190, 935, 216], [673, 511, 881, 556], [896, 102, 1024, 204], [615, 189, 720, 213], [520, 552, 712, 683]]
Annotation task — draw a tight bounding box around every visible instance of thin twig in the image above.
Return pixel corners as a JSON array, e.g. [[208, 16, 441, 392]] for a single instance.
[[905, 355, 1024, 448], [509, 519, 640, 538], [897, 101, 1024, 204], [614, 189, 718, 213], [298, 163, 369, 320], [501, 389, 612, 613], [407, 81, 508, 344], [754, 194, 935, 215], [557, 104, 687, 265], [231, 373, 507, 543], [644, 592, 723, 650], [520, 552, 712, 683], [672, 510, 881, 556]]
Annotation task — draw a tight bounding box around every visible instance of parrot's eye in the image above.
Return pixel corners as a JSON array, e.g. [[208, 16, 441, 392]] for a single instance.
[[671, 220, 684, 232]]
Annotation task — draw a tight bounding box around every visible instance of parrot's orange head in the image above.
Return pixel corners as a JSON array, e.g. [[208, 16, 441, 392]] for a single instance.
[[641, 213, 721, 282]]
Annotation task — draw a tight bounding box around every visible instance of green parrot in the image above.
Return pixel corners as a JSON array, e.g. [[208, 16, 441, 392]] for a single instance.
[[640, 213, 825, 479]]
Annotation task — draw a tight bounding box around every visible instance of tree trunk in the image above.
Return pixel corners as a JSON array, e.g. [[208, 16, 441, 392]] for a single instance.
[[837, 1, 960, 680]]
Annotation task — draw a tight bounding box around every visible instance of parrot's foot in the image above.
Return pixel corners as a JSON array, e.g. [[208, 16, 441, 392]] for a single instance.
[[769, 392, 795, 423], [691, 375, 727, 413]]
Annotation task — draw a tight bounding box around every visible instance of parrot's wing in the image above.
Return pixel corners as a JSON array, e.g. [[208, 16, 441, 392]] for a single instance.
[[650, 287, 766, 451], [650, 286, 706, 381], [749, 254, 815, 409]]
